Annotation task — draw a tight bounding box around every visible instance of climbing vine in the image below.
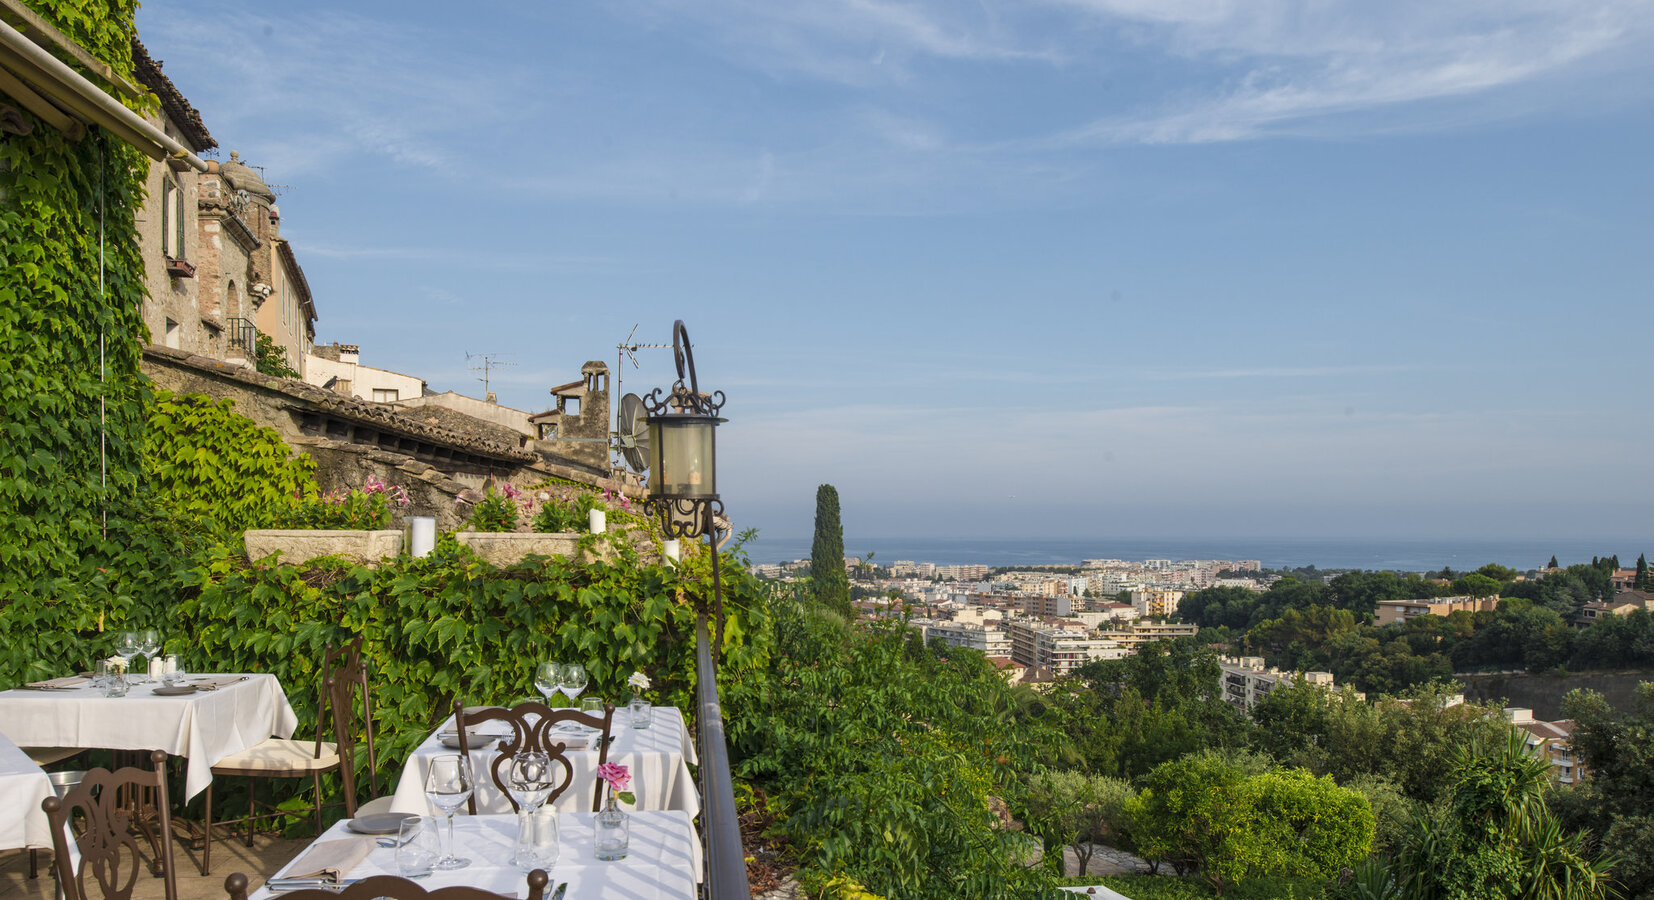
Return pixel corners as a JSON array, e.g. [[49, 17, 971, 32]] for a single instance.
[[0, 0, 162, 687]]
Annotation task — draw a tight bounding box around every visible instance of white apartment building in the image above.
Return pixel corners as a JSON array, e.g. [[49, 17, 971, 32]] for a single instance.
[[305, 343, 426, 404], [923, 621, 1012, 658], [1131, 588, 1185, 619], [1004, 617, 1126, 675], [1219, 656, 1338, 712]]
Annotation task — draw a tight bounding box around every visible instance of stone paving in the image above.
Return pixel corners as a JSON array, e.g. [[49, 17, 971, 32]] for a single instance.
[[0, 829, 307, 900], [1065, 843, 1152, 877]]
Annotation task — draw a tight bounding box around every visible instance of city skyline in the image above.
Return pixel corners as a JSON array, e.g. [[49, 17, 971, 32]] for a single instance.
[[135, 0, 1654, 542]]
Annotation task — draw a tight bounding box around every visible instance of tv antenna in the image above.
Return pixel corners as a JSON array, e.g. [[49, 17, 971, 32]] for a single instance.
[[466, 352, 514, 396], [614, 324, 672, 401]]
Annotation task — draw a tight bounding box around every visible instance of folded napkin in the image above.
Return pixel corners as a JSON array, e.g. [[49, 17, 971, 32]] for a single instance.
[[22, 675, 90, 690], [192, 676, 249, 691], [272, 836, 377, 885]]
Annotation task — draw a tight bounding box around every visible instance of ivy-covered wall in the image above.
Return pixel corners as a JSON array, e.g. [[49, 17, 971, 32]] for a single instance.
[[0, 0, 164, 685]]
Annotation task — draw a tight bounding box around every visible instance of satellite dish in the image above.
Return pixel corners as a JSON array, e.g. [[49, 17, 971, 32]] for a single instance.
[[615, 393, 650, 472]]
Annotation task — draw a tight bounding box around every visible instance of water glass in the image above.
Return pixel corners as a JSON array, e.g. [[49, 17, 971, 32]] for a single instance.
[[96, 659, 127, 698], [396, 817, 439, 878], [512, 807, 559, 870], [163, 656, 186, 686], [628, 696, 653, 729]]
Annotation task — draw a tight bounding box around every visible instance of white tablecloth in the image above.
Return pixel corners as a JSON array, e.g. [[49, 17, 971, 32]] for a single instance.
[[390, 706, 699, 817], [248, 812, 700, 900], [0, 674, 300, 801], [0, 731, 53, 851]]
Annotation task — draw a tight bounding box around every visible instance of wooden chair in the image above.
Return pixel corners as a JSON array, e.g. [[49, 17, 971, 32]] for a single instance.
[[42, 750, 179, 900], [455, 699, 614, 813], [224, 870, 548, 900], [199, 641, 370, 874]]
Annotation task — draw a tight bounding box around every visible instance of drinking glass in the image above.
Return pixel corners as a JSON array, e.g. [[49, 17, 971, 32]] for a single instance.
[[423, 755, 473, 870], [507, 751, 555, 869], [559, 663, 587, 703], [396, 816, 439, 878], [533, 662, 563, 704], [96, 659, 127, 698], [137, 629, 161, 681], [163, 656, 186, 686], [628, 696, 653, 729], [115, 633, 140, 688]]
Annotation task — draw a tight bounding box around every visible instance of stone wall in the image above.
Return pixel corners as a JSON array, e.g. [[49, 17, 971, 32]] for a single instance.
[[1457, 669, 1654, 719]]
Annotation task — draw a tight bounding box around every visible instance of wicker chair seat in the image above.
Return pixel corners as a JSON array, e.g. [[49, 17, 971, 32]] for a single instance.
[[210, 739, 339, 775]]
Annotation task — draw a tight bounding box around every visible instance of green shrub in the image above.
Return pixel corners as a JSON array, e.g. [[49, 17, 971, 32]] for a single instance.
[[467, 484, 522, 532], [144, 390, 314, 537], [283, 475, 409, 530]]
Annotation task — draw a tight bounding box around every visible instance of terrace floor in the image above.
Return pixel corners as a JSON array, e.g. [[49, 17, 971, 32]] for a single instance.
[[0, 833, 307, 900]]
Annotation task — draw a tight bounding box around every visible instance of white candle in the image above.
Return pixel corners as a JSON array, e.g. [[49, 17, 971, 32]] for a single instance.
[[663, 539, 680, 562], [589, 509, 607, 534], [407, 516, 436, 557]]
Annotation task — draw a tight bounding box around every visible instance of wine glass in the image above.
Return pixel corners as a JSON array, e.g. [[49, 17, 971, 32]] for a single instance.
[[115, 632, 140, 688], [137, 629, 161, 682], [508, 751, 556, 869], [423, 755, 473, 870], [559, 663, 587, 704], [534, 662, 563, 703]]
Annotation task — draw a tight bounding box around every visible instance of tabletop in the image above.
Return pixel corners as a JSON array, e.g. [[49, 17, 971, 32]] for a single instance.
[[0, 674, 300, 800], [390, 706, 700, 818], [0, 730, 53, 851], [249, 812, 700, 900]]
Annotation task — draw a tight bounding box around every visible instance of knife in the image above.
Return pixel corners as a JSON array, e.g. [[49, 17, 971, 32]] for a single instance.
[[550, 882, 568, 900]]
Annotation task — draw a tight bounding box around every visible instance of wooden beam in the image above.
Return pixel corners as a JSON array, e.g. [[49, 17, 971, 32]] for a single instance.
[[0, 0, 143, 99], [0, 60, 82, 138]]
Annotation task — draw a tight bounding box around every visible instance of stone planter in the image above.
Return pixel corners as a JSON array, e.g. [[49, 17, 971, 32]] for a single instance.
[[244, 529, 404, 565], [454, 531, 612, 567]]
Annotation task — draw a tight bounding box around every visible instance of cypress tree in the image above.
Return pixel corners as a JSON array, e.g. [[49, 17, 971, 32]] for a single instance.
[[1548, 555, 1559, 570], [810, 484, 850, 615], [1637, 553, 1648, 590]]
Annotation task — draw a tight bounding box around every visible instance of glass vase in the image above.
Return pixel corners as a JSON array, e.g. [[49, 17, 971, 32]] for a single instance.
[[593, 789, 629, 861], [627, 694, 652, 728]]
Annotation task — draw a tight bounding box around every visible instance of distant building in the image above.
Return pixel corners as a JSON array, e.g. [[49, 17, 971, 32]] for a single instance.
[[307, 343, 426, 404], [1004, 617, 1125, 676], [1375, 595, 1500, 626], [1097, 621, 1198, 654], [923, 621, 1012, 658], [1022, 594, 1074, 618], [1219, 656, 1345, 712], [1507, 708, 1584, 787], [1131, 588, 1185, 619]]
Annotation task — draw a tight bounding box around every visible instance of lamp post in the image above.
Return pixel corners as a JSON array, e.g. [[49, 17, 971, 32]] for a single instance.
[[641, 321, 748, 898], [642, 320, 728, 636]]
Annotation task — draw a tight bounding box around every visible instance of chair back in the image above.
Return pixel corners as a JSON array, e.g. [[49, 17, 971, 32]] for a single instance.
[[42, 750, 178, 900], [455, 699, 614, 813], [320, 639, 379, 813], [224, 870, 547, 900]]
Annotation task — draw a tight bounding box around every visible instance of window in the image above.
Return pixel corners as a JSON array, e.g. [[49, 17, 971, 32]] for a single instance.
[[372, 389, 399, 403], [160, 178, 175, 258], [174, 179, 186, 258]]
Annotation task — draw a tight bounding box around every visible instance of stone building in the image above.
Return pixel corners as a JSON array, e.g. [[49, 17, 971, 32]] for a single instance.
[[131, 39, 216, 355], [527, 361, 612, 471], [130, 40, 315, 376]]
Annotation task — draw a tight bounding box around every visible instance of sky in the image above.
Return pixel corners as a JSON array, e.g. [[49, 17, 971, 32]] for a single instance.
[[134, 0, 1654, 546]]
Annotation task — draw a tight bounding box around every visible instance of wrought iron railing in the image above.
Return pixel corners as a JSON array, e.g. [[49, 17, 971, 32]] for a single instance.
[[226, 317, 257, 353], [695, 601, 751, 896]]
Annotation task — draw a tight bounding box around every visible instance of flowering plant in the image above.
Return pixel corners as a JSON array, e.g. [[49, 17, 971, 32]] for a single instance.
[[285, 475, 410, 529], [466, 482, 527, 532], [596, 762, 635, 805], [627, 671, 651, 694]]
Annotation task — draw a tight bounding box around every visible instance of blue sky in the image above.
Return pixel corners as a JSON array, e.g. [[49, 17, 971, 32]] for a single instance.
[[134, 0, 1654, 544]]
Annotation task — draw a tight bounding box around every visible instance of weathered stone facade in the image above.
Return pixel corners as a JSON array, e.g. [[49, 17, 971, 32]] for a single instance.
[[528, 360, 612, 471]]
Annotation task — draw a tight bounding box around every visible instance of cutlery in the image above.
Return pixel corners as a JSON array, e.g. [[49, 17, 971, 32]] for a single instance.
[[550, 882, 568, 900]]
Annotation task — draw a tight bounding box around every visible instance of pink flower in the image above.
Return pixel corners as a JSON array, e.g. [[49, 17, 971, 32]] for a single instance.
[[596, 762, 631, 792], [502, 482, 522, 500], [391, 485, 411, 506], [363, 474, 386, 494]]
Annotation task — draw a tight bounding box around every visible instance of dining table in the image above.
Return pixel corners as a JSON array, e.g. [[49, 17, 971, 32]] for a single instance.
[[389, 705, 700, 817], [0, 673, 300, 800], [248, 811, 701, 900], [0, 730, 53, 851]]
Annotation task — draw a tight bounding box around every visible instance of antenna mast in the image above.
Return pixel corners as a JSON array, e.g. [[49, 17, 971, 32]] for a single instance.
[[465, 352, 514, 396], [614, 324, 671, 400]]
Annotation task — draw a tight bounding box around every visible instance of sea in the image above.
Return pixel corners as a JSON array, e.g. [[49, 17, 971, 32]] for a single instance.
[[737, 536, 1651, 573]]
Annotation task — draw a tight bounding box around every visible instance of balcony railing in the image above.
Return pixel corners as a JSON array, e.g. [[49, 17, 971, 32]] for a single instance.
[[695, 610, 751, 898], [226, 317, 257, 353]]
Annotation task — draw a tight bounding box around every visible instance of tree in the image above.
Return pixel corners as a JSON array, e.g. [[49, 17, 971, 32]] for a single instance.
[[1637, 553, 1648, 590], [1389, 730, 1615, 900], [254, 332, 300, 378], [1549, 555, 1560, 570], [1025, 770, 1133, 877], [810, 484, 850, 615]]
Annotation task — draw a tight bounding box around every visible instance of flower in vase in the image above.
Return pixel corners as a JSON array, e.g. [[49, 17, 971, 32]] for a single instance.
[[627, 671, 651, 693], [597, 762, 635, 804]]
